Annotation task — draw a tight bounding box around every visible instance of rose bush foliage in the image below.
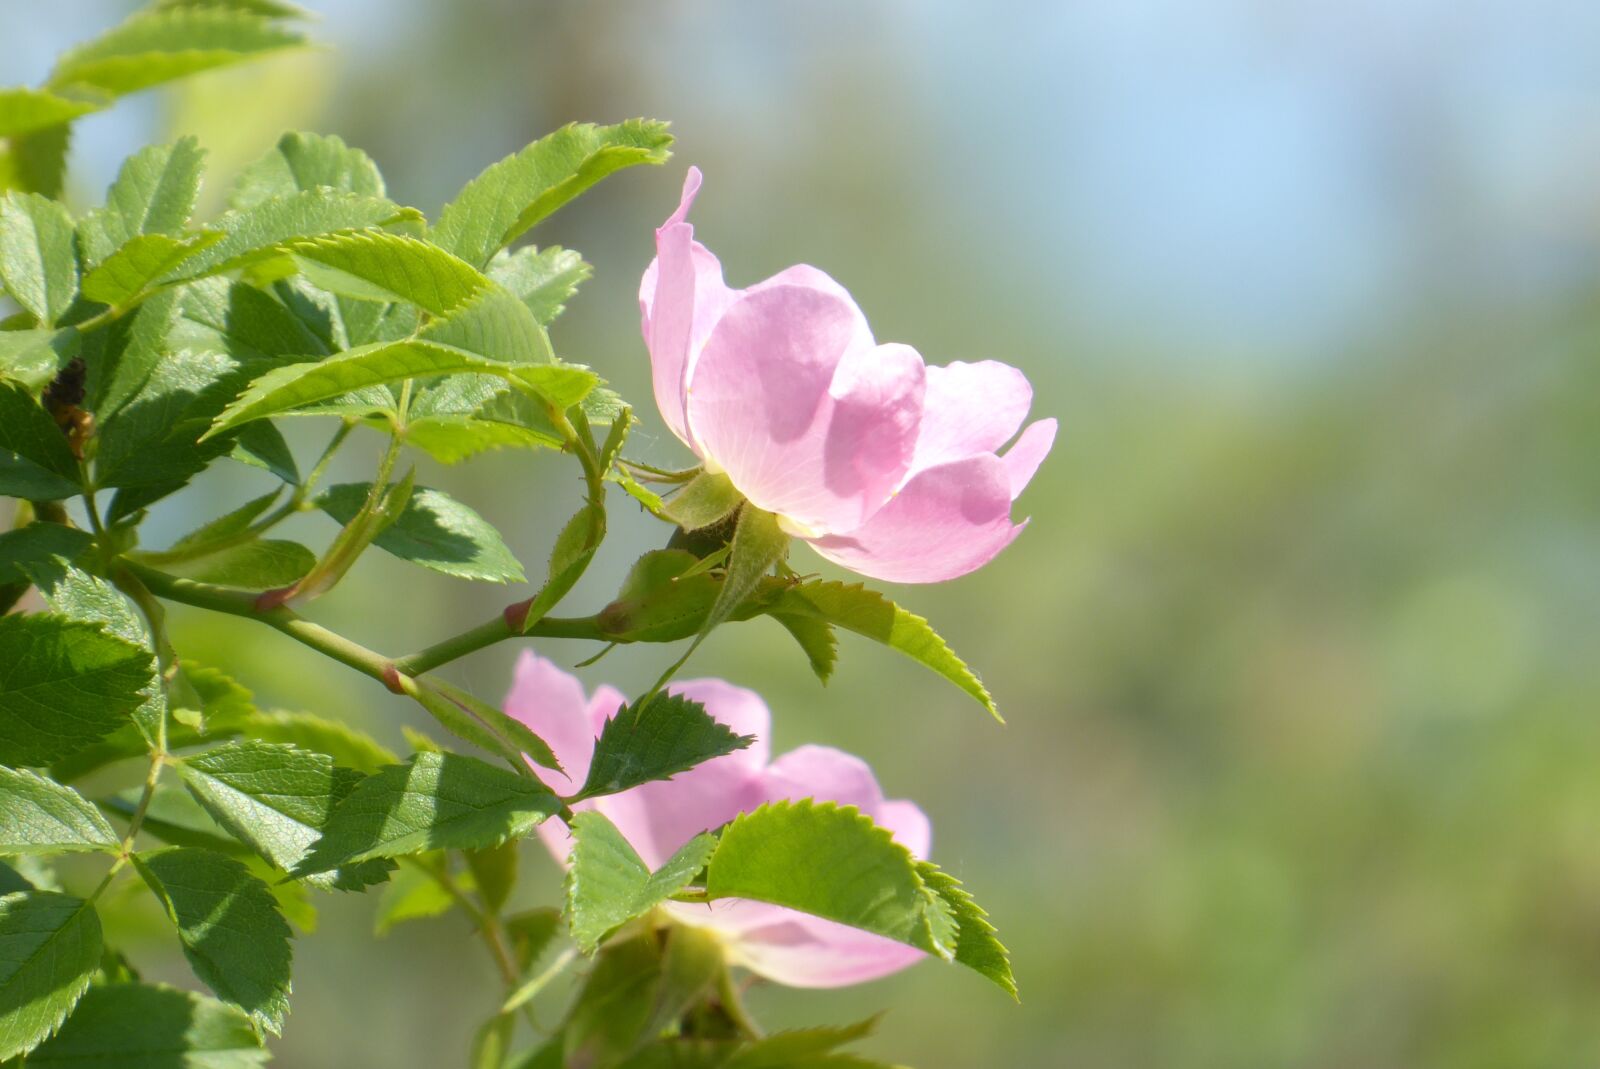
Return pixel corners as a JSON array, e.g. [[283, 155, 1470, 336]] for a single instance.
[[0, 5, 1049, 1066]]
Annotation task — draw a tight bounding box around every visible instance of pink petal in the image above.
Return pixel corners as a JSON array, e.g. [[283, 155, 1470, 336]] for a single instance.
[[760, 745, 885, 812], [594, 761, 764, 871], [503, 652, 599, 790], [1001, 417, 1056, 498], [807, 452, 1022, 583], [910, 360, 1035, 474], [639, 167, 738, 450], [667, 900, 924, 987], [668, 678, 771, 768], [686, 281, 924, 533], [584, 683, 628, 737], [874, 799, 932, 858]]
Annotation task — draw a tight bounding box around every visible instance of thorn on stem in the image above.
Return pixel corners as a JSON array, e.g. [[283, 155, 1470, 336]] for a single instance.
[[381, 663, 408, 695], [255, 585, 295, 612]]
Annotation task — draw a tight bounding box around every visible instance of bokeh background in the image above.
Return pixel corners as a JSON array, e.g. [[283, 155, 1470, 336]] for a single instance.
[[6, 2, 1600, 1066]]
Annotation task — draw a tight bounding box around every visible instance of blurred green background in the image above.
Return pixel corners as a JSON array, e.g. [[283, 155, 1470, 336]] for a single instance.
[[7, 2, 1600, 1066]]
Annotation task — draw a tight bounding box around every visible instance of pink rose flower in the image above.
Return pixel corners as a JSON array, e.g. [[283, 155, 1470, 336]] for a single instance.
[[506, 651, 930, 987], [639, 167, 1057, 584]]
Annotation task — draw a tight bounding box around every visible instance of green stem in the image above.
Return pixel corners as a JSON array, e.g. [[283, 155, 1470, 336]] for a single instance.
[[394, 610, 607, 676], [403, 857, 519, 989], [715, 967, 763, 1040], [501, 947, 577, 1014], [300, 420, 356, 499], [87, 745, 165, 904], [92, 567, 174, 904], [618, 458, 698, 483], [122, 557, 606, 684], [121, 559, 397, 684], [135, 422, 361, 566]]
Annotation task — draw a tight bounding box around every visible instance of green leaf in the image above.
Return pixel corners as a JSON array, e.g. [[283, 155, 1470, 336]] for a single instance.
[[169, 189, 413, 281], [20, 982, 270, 1069], [465, 839, 518, 914], [153, 0, 313, 15], [237, 709, 398, 774], [595, 549, 721, 643], [101, 785, 249, 856], [0, 525, 93, 587], [560, 933, 662, 1069], [0, 891, 101, 1060], [293, 752, 561, 876], [401, 675, 562, 774], [18, 558, 165, 745], [417, 284, 552, 364], [487, 245, 590, 325], [662, 472, 742, 531], [0, 613, 153, 768], [914, 862, 1016, 998], [433, 120, 673, 268], [0, 89, 103, 140], [84, 288, 179, 421], [160, 490, 280, 557], [132, 848, 293, 1034], [173, 740, 353, 876], [372, 860, 455, 936], [93, 343, 240, 495], [559, 925, 724, 1069], [230, 420, 299, 484], [702, 801, 1014, 993], [775, 614, 838, 685], [316, 482, 524, 583], [515, 502, 603, 630], [168, 276, 330, 365], [204, 339, 596, 438], [0, 864, 31, 896], [232, 131, 384, 211], [402, 413, 557, 465], [79, 232, 221, 307], [405, 378, 625, 465], [764, 581, 999, 720], [565, 812, 714, 953], [49, 7, 305, 97], [506, 907, 561, 973], [0, 381, 79, 500], [161, 539, 315, 590], [1, 125, 72, 200], [169, 663, 255, 736], [287, 230, 490, 316], [574, 694, 752, 803], [79, 138, 207, 266], [0, 193, 78, 326], [723, 1019, 880, 1069], [0, 328, 79, 391], [0, 767, 120, 856]]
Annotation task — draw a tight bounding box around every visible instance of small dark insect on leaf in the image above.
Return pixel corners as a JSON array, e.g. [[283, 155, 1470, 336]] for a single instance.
[[43, 357, 95, 459]]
